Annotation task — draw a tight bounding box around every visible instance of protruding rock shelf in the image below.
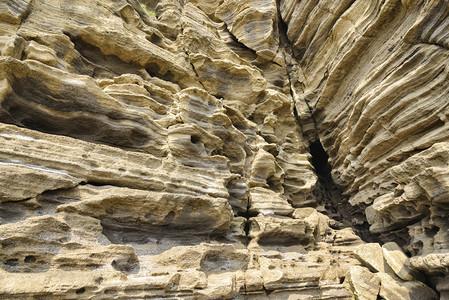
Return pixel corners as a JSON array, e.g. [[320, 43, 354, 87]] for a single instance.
[[0, 0, 448, 298]]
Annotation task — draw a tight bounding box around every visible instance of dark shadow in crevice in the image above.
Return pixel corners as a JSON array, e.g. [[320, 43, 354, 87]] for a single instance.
[[309, 140, 378, 243], [100, 218, 227, 256], [310, 140, 332, 183], [309, 140, 341, 220], [64, 32, 140, 78]]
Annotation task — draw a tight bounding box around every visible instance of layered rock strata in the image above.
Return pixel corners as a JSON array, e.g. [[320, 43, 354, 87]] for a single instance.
[[0, 0, 448, 298]]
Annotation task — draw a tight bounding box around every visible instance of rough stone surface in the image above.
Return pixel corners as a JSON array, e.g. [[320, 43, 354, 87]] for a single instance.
[[0, 0, 447, 298], [377, 272, 438, 300], [382, 242, 423, 281], [354, 243, 385, 273], [345, 266, 380, 300]]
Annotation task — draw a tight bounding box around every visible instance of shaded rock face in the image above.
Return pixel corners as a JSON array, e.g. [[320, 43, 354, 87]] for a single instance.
[[0, 0, 447, 298]]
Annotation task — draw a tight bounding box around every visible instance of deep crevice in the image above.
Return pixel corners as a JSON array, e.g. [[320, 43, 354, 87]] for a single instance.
[[309, 140, 377, 242], [243, 196, 251, 246], [310, 141, 332, 183], [276, 0, 376, 243], [309, 140, 342, 220]]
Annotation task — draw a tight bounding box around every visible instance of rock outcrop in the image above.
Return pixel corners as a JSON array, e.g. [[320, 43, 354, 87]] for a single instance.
[[0, 0, 448, 298]]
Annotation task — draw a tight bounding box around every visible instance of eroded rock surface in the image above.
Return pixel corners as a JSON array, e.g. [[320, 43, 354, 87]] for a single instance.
[[0, 0, 448, 298]]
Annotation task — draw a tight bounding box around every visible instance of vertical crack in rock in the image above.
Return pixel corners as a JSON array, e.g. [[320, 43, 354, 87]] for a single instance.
[[309, 140, 336, 211], [19, 1, 33, 27], [243, 196, 251, 245], [276, 0, 375, 243], [308, 140, 370, 239], [275, 0, 317, 143], [179, 20, 208, 92]]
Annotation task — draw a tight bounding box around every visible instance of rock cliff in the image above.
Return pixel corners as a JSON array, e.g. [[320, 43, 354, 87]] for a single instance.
[[0, 0, 448, 298]]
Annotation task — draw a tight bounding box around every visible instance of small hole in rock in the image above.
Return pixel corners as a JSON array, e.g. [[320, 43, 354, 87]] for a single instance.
[[191, 135, 200, 144], [111, 258, 139, 273], [95, 277, 103, 284], [164, 211, 175, 224], [24, 255, 36, 263], [76, 287, 86, 294], [4, 259, 18, 266], [148, 34, 162, 45], [273, 79, 284, 87], [162, 70, 175, 81], [145, 62, 160, 77], [104, 289, 115, 295]]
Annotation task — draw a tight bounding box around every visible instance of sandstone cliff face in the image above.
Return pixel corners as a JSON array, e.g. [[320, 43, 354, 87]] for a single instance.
[[0, 0, 447, 298]]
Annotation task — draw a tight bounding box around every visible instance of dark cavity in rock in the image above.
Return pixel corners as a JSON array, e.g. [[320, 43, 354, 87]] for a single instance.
[[309, 140, 377, 243]]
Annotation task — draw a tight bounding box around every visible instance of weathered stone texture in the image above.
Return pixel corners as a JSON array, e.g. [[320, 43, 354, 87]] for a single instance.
[[281, 0, 449, 294], [0, 0, 448, 298]]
